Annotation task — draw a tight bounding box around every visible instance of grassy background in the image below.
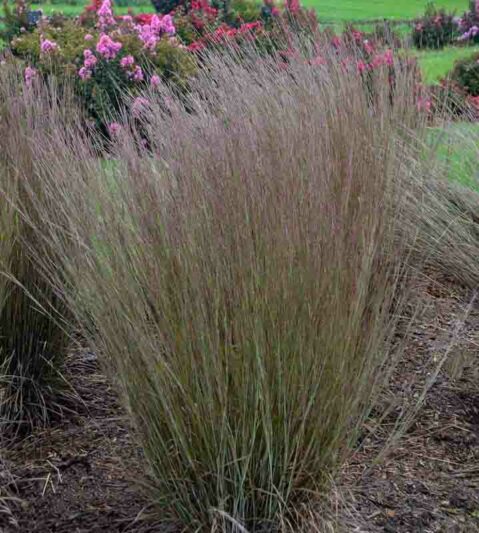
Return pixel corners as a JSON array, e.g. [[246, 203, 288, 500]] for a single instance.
[[414, 45, 479, 83], [29, 1, 153, 14], [428, 123, 479, 191], [293, 0, 467, 21], [3, 1, 478, 87], [14, 0, 471, 19]]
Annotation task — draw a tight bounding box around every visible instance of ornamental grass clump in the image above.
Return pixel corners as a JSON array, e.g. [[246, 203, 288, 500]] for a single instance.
[[0, 69, 74, 434], [27, 46, 427, 530]]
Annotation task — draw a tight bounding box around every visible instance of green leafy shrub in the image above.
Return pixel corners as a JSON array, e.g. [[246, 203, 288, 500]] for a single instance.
[[150, 0, 184, 15], [457, 0, 479, 44], [450, 51, 479, 96], [1, 0, 34, 42], [9, 13, 196, 131], [412, 2, 458, 49], [227, 0, 263, 25]]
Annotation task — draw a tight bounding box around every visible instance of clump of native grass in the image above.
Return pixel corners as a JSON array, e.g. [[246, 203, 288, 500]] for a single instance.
[[401, 126, 479, 289], [0, 68, 76, 435], [25, 43, 442, 530]]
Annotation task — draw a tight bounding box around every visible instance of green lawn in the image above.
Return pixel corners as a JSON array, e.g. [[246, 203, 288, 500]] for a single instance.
[[414, 46, 479, 83], [14, 0, 471, 20], [29, 1, 153, 15], [302, 0, 468, 22], [428, 123, 479, 191]]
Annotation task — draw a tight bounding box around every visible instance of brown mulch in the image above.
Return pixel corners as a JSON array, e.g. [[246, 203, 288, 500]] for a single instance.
[[339, 272, 479, 532], [1, 272, 478, 532], [0, 358, 161, 533]]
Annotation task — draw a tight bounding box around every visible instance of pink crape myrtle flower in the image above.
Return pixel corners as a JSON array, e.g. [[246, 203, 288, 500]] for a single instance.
[[383, 49, 394, 66], [96, 33, 122, 60], [132, 65, 144, 81], [286, 0, 299, 13], [40, 36, 58, 54], [150, 14, 163, 33], [120, 55, 135, 68], [310, 55, 326, 66], [83, 49, 98, 69], [357, 60, 367, 74], [79, 49, 98, 80], [84, 33, 94, 41], [331, 35, 342, 48], [362, 39, 374, 54], [136, 24, 158, 50], [188, 40, 206, 52], [135, 14, 176, 50], [417, 97, 432, 113], [131, 96, 149, 117], [24, 66, 38, 87], [159, 14, 175, 35], [150, 14, 175, 36], [107, 122, 122, 136], [150, 74, 161, 87], [97, 0, 115, 29], [78, 66, 92, 80]]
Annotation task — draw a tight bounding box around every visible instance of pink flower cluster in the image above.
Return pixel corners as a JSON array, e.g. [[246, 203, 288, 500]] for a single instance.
[[131, 96, 149, 117], [469, 94, 479, 109], [356, 49, 394, 74], [191, 0, 218, 17], [362, 39, 374, 55], [188, 21, 262, 51], [150, 74, 161, 87], [40, 36, 58, 54], [458, 24, 479, 41], [97, 0, 115, 30], [286, 0, 300, 14], [136, 14, 175, 51], [24, 66, 38, 87], [120, 54, 135, 68], [416, 96, 432, 113], [131, 65, 144, 81], [79, 48, 98, 80], [96, 33, 122, 60], [119, 55, 144, 81], [371, 49, 394, 68], [108, 122, 122, 136]]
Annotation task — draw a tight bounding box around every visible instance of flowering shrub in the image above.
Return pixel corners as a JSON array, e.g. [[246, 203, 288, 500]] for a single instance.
[[150, 0, 183, 16], [1, 0, 37, 41], [9, 0, 195, 131], [450, 51, 479, 96], [412, 3, 458, 49], [2, 0, 432, 134], [457, 0, 479, 44], [183, 0, 316, 53], [412, 4, 458, 49]]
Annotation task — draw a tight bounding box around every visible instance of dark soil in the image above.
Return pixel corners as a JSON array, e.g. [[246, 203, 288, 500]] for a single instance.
[[1, 272, 478, 532], [0, 359, 160, 532], [339, 272, 479, 532]]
